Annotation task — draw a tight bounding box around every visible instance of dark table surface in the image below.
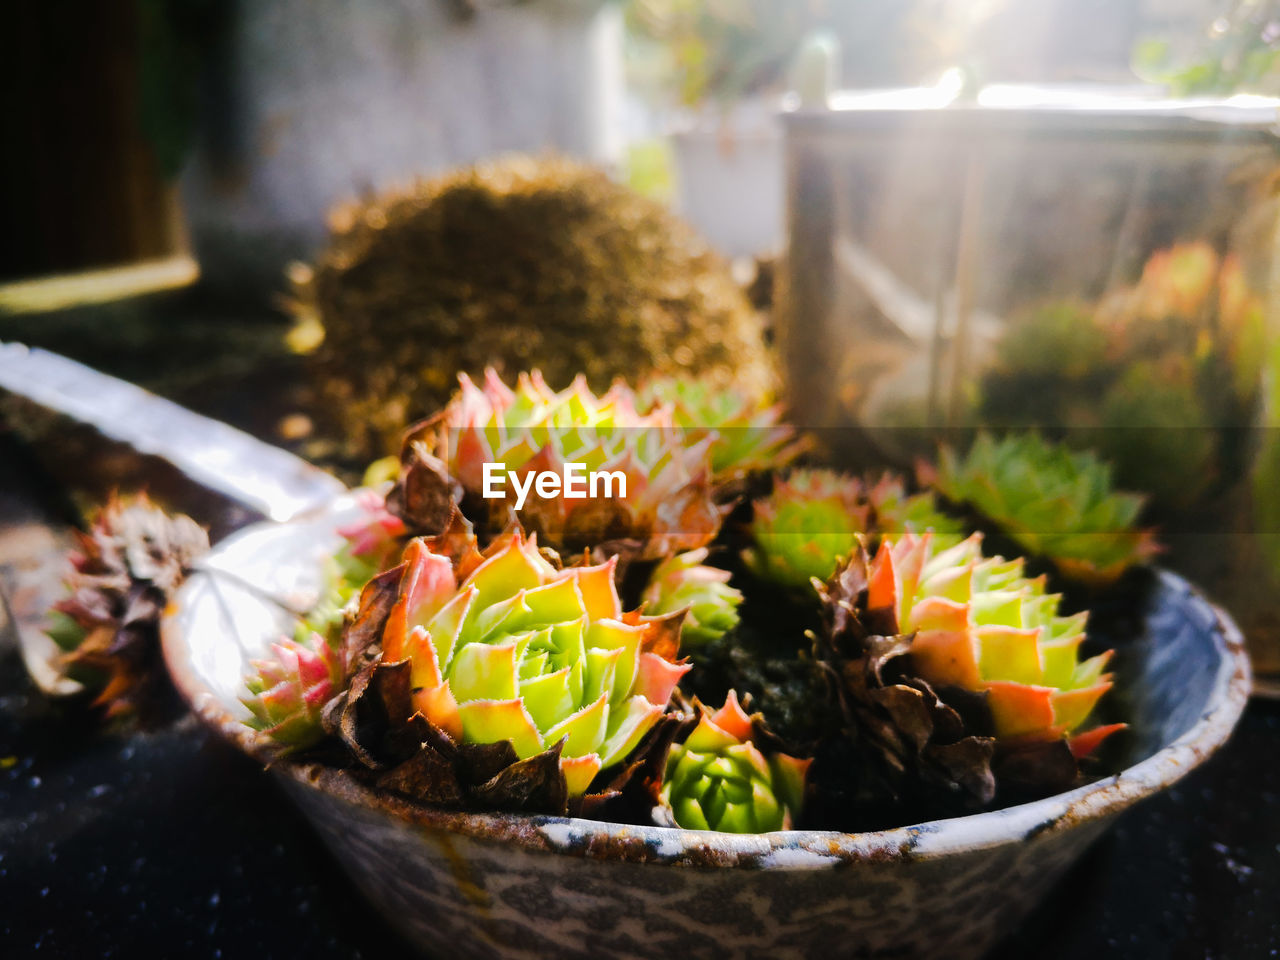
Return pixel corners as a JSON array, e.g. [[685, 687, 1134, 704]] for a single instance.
[[1, 296, 1279, 959]]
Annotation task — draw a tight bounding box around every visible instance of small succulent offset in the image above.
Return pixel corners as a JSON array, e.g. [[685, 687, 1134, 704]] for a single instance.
[[242, 634, 344, 748], [746, 469, 962, 590], [745, 469, 869, 589], [342, 524, 691, 801], [46, 493, 208, 716], [642, 548, 742, 647], [661, 691, 809, 833], [387, 368, 721, 561], [930, 433, 1160, 586]]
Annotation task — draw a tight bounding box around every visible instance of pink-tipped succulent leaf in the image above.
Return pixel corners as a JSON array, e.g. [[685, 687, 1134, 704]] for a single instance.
[[242, 634, 345, 748]]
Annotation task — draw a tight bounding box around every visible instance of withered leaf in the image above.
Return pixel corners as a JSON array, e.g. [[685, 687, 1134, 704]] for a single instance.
[[868, 684, 935, 753], [386, 437, 455, 535], [343, 565, 402, 672], [578, 712, 689, 823], [456, 740, 522, 787], [335, 658, 414, 769], [923, 738, 997, 805], [471, 741, 568, 815], [424, 505, 485, 581], [993, 738, 1079, 797], [376, 742, 466, 805], [562, 498, 636, 556]]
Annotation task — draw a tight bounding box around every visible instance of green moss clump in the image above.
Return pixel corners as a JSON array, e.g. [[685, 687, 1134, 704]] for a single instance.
[[287, 154, 773, 460]]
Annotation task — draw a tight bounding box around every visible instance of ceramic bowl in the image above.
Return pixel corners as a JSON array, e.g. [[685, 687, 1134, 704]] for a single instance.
[[162, 495, 1251, 960]]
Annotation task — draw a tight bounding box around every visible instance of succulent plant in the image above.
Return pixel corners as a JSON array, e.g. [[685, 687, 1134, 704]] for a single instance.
[[1131, 241, 1219, 324], [661, 691, 809, 832], [302, 490, 410, 646], [642, 548, 742, 647], [242, 634, 344, 748], [865, 532, 1121, 753], [745, 469, 870, 589], [992, 301, 1109, 381], [1097, 361, 1217, 510], [930, 433, 1160, 586], [47, 493, 208, 716], [637, 375, 799, 480], [745, 469, 962, 590], [865, 474, 966, 549], [286, 154, 772, 461], [327, 524, 692, 800], [387, 368, 722, 562], [812, 532, 1122, 817]]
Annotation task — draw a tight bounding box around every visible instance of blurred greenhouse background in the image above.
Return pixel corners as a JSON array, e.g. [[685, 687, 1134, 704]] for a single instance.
[[3, 0, 1276, 290]]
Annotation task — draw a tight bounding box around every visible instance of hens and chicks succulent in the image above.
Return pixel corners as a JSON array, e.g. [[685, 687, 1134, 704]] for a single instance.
[[230, 369, 1148, 833]]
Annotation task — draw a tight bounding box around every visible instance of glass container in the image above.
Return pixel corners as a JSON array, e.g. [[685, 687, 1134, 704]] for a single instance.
[[779, 85, 1280, 685]]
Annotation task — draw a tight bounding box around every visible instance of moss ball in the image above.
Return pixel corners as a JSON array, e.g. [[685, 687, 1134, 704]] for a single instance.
[[287, 154, 773, 460]]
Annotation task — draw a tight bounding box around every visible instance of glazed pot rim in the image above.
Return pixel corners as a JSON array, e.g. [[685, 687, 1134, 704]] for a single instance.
[[163, 562, 1251, 870]]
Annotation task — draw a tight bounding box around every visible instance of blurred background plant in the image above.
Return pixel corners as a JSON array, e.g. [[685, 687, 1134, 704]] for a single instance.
[[1134, 0, 1280, 95], [623, 0, 914, 110]]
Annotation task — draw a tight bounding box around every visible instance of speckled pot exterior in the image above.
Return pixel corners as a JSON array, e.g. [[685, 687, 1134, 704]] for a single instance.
[[162, 497, 1251, 960]]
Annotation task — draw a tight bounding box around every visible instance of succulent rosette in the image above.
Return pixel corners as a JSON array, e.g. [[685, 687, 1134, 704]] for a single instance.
[[745, 469, 871, 589], [243, 634, 344, 748], [661, 692, 809, 832], [930, 433, 1159, 585], [746, 469, 962, 590], [637, 375, 799, 480], [361, 526, 691, 798], [866, 532, 1122, 755], [642, 548, 742, 647], [46, 493, 208, 715], [865, 474, 965, 549], [388, 368, 721, 561]]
